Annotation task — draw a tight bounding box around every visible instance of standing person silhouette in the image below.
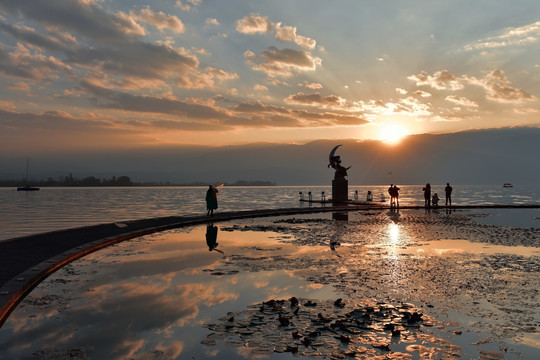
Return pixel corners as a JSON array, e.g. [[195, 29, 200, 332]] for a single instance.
[[206, 185, 218, 216], [445, 183, 453, 206], [388, 184, 395, 207], [423, 183, 431, 207], [393, 184, 400, 208]]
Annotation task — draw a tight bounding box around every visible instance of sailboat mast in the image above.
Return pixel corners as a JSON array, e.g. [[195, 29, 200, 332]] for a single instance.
[[25, 157, 30, 183]]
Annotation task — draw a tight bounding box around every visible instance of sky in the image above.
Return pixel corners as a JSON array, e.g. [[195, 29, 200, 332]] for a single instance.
[[1, 0, 539, 155]]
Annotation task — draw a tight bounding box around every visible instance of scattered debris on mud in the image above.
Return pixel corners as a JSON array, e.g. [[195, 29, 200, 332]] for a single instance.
[[202, 297, 460, 359]]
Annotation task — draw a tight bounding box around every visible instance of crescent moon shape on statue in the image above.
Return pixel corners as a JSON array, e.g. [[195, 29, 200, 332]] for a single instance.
[[329, 144, 342, 162]]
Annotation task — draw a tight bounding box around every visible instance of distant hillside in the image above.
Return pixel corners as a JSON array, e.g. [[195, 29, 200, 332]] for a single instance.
[[1, 127, 538, 185]]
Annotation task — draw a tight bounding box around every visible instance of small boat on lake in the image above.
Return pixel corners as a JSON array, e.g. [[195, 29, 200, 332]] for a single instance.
[[17, 185, 40, 191], [503, 183, 513, 188], [17, 158, 40, 191]]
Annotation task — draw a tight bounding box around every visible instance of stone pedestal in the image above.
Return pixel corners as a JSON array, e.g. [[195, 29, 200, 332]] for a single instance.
[[332, 211, 349, 221], [332, 178, 348, 205]]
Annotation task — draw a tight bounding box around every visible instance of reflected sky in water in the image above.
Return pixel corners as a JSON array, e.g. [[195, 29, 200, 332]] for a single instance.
[[0, 224, 337, 360]]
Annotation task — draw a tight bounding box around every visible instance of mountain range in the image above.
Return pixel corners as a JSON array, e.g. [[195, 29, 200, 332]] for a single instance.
[[1, 127, 538, 186]]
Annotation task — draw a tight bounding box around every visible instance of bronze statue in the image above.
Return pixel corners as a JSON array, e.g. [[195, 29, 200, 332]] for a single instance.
[[328, 145, 351, 180]]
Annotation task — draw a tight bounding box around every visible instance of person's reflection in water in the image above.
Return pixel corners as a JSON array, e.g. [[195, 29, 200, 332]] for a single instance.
[[206, 223, 223, 254], [330, 237, 341, 257]]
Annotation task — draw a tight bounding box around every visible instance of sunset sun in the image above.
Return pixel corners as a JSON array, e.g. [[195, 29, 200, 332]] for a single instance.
[[378, 125, 409, 144]]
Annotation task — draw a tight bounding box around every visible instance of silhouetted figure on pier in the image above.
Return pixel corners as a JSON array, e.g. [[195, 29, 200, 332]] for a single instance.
[[206, 185, 218, 216], [423, 183, 431, 207], [445, 183, 453, 206], [432, 193, 440, 207], [366, 191, 372, 201], [393, 185, 400, 208]]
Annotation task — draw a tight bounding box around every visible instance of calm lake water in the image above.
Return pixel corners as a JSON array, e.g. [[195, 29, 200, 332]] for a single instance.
[[1, 185, 540, 240]]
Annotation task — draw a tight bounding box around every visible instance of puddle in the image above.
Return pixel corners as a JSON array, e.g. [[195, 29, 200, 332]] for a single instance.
[[397, 239, 540, 257], [469, 209, 540, 228]]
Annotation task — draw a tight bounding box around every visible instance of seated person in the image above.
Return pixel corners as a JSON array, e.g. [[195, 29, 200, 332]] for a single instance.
[[432, 193, 440, 207]]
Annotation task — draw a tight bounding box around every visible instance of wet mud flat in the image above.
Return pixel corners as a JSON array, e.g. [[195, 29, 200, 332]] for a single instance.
[[212, 209, 540, 358], [0, 208, 539, 359]]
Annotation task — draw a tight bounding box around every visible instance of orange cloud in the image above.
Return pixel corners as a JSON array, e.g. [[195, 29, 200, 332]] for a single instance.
[[445, 95, 478, 108], [236, 13, 273, 34], [236, 14, 317, 49], [129, 7, 185, 34], [480, 69, 536, 104], [408, 70, 465, 90], [285, 92, 344, 107]]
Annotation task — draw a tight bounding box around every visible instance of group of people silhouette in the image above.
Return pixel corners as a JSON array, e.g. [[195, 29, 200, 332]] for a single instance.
[[388, 182, 453, 208], [207, 182, 454, 218], [388, 184, 400, 208], [423, 182, 453, 207]]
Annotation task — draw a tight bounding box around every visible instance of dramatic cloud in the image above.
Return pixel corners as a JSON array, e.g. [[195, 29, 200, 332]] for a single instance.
[[465, 21, 540, 51], [205, 18, 219, 26], [413, 90, 432, 98], [407, 69, 535, 105], [231, 100, 367, 126], [175, 0, 202, 12], [285, 92, 345, 107], [407, 70, 464, 90], [236, 14, 316, 49], [478, 69, 536, 103], [0, 100, 16, 111], [358, 98, 432, 118], [253, 84, 268, 91], [0, 0, 538, 151], [0, 0, 147, 42], [514, 107, 538, 115], [291, 110, 368, 126], [395, 88, 407, 95], [245, 46, 321, 77], [81, 79, 235, 123], [445, 95, 478, 107], [274, 22, 316, 49], [396, 97, 433, 116], [129, 7, 185, 33], [0, 43, 74, 81], [0, 0, 225, 92], [302, 82, 323, 89], [0, 21, 78, 52], [0, 108, 115, 131], [233, 100, 289, 114], [236, 14, 273, 34], [205, 67, 238, 81]]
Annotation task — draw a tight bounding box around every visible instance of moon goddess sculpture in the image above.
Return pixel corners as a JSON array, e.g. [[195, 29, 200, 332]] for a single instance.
[[328, 145, 351, 180]]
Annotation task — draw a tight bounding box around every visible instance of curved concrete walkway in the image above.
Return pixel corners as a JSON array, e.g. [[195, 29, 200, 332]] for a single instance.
[[1, 203, 539, 327]]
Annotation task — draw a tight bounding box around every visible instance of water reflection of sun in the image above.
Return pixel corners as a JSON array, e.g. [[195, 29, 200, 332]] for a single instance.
[[388, 222, 400, 245]]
